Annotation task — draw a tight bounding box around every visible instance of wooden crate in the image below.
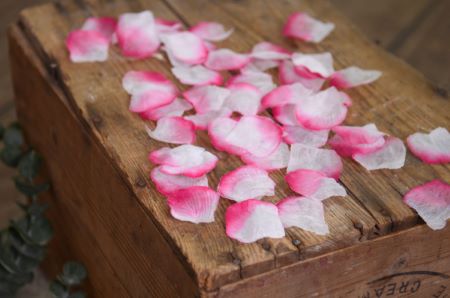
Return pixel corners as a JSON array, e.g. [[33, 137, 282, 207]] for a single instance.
[[8, 0, 450, 297]]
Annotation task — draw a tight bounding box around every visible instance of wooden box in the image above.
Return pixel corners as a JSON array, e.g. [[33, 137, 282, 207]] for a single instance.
[[9, 0, 450, 297]]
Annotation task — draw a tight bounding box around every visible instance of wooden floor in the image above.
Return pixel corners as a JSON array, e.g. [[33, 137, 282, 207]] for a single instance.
[[1, 0, 449, 225]]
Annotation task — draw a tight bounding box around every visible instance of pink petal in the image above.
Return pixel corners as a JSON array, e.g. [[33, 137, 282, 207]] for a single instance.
[[146, 116, 196, 144], [81, 17, 117, 41], [226, 199, 285, 243], [261, 83, 314, 109], [122, 71, 178, 112], [282, 125, 329, 147], [227, 69, 276, 95], [285, 169, 346, 200], [162, 32, 208, 65], [116, 11, 160, 59], [155, 18, 183, 34], [329, 123, 386, 157], [295, 87, 349, 130], [292, 52, 335, 79], [277, 197, 329, 235], [66, 30, 109, 62], [403, 180, 450, 230], [225, 83, 263, 116], [208, 117, 247, 155], [407, 127, 450, 164], [183, 85, 230, 114], [283, 12, 335, 43], [272, 104, 299, 126], [149, 145, 218, 177], [330, 66, 382, 89], [150, 166, 208, 196], [279, 60, 325, 91], [167, 186, 220, 223], [190, 21, 233, 42], [172, 65, 223, 86], [250, 42, 291, 60], [240, 142, 290, 171], [287, 144, 343, 179], [243, 59, 280, 72], [205, 49, 250, 71], [218, 166, 275, 202], [140, 98, 192, 121], [185, 108, 232, 130], [353, 137, 406, 170]]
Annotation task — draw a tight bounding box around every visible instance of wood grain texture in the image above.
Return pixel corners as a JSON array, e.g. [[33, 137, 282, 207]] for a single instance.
[[9, 0, 450, 295]]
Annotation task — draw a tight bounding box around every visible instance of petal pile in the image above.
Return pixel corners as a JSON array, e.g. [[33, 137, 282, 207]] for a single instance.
[[407, 127, 450, 164]]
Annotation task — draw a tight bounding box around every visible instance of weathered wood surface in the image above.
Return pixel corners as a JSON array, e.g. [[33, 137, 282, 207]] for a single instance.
[[11, 0, 450, 293]]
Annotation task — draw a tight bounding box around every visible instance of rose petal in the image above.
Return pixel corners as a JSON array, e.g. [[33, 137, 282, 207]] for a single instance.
[[282, 125, 329, 147], [150, 166, 208, 196], [403, 180, 450, 230], [243, 59, 280, 72], [272, 104, 299, 126], [330, 66, 382, 89], [205, 49, 250, 71], [277, 197, 329, 235], [240, 142, 290, 171], [250, 42, 291, 60], [279, 60, 325, 91], [156, 18, 183, 34], [185, 108, 232, 130], [149, 144, 218, 177], [287, 144, 343, 179], [167, 186, 220, 223], [66, 30, 109, 63], [353, 137, 406, 170], [208, 117, 241, 153], [146, 116, 196, 144], [228, 69, 276, 95], [172, 65, 223, 86], [162, 31, 208, 65], [190, 21, 234, 42], [292, 52, 335, 79], [218, 166, 275, 202], [225, 83, 262, 116], [283, 12, 335, 43], [226, 199, 285, 243], [116, 11, 160, 59], [285, 169, 346, 200], [81, 17, 117, 41], [140, 98, 192, 121], [261, 83, 314, 109], [183, 85, 231, 113], [407, 127, 450, 164]]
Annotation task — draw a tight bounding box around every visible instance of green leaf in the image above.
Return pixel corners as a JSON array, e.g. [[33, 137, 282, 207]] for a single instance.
[[60, 262, 87, 286], [3, 124, 23, 147], [69, 291, 86, 298], [0, 146, 23, 167], [18, 151, 41, 180], [13, 251, 41, 273], [0, 264, 33, 285], [14, 176, 50, 197], [49, 280, 68, 298], [11, 216, 53, 246], [0, 123, 4, 140], [9, 229, 46, 261]]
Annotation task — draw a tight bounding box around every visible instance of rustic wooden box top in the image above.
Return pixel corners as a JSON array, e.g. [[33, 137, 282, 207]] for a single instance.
[[15, 0, 450, 294]]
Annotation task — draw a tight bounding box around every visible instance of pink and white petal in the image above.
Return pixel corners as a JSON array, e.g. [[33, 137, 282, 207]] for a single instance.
[[251, 41, 291, 60], [240, 142, 290, 171], [285, 169, 346, 200], [292, 52, 335, 79], [287, 144, 343, 179], [66, 30, 109, 63], [129, 89, 177, 113], [150, 166, 208, 196], [172, 65, 223, 86], [283, 125, 329, 147], [277, 197, 329, 235], [168, 186, 220, 223], [279, 60, 325, 91], [116, 11, 160, 59], [183, 85, 231, 113], [146, 116, 196, 144], [208, 117, 242, 154], [224, 116, 282, 157], [227, 70, 276, 95], [140, 98, 192, 121], [407, 127, 450, 164], [272, 104, 300, 126], [403, 180, 450, 230], [226, 200, 285, 243], [330, 135, 385, 157], [262, 83, 314, 108], [149, 145, 218, 177], [190, 21, 233, 42], [205, 49, 250, 71], [330, 66, 382, 89], [162, 32, 208, 65], [185, 108, 232, 130], [283, 12, 335, 43], [353, 137, 406, 170], [156, 18, 183, 34], [225, 83, 262, 116], [218, 166, 275, 202], [243, 59, 280, 72], [295, 87, 348, 130], [122, 70, 177, 96], [81, 17, 117, 40]]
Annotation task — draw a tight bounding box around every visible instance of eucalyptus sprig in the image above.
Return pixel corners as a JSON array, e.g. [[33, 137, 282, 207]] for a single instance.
[[50, 262, 87, 298]]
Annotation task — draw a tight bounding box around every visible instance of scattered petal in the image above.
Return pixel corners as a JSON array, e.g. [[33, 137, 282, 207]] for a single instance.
[[149, 145, 218, 177], [167, 186, 220, 223], [283, 125, 329, 147], [277, 197, 329, 235], [279, 60, 325, 91], [250, 42, 291, 60], [146, 116, 196, 144], [205, 49, 250, 71], [218, 166, 275, 202], [208, 117, 240, 153], [172, 65, 223, 86], [287, 144, 343, 179], [243, 59, 280, 72], [262, 83, 314, 109], [403, 180, 450, 230], [407, 127, 450, 164], [283, 12, 335, 43], [292, 52, 335, 79], [330, 66, 382, 89], [228, 69, 276, 95], [163, 31, 208, 65], [81, 17, 117, 41], [185, 108, 232, 130], [140, 98, 192, 121], [156, 18, 183, 34], [272, 104, 299, 126], [190, 21, 233, 42], [240, 142, 290, 171], [183, 85, 230, 113], [353, 137, 406, 170], [150, 166, 208, 196], [225, 83, 262, 116], [226, 199, 285, 243], [66, 30, 109, 62]]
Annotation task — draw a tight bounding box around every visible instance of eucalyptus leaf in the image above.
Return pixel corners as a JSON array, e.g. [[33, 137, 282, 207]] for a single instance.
[[13, 252, 41, 273], [69, 291, 86, 298], [0, 123, 4, 140], [3, 124, 23, 147], [0, 265, 33, 285], [60, 262, 87, 286], [27, 217, 53, 246], [9, 229, 46, 261], [0, 280, 18, 297], [14, 176, 50, 197], [0, 146, 23, 167], [49, 280, 68, 298], [18, 151, 41, 180]]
